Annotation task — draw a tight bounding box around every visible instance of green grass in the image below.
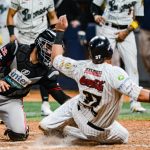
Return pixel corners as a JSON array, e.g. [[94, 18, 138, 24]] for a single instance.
[[118, 102, 150, 120], [24, 102, 60, 121], [24, 101, 150, 121]]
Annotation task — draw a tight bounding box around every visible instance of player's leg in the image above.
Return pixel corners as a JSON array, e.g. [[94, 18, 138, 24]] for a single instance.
[[40, 85, 52, 116], [98, 121, 129, 144], [0, 97, 29, 141], [117, 32, 146, 112], [70, 104, 128, 144], [39, 95, 79, 136]]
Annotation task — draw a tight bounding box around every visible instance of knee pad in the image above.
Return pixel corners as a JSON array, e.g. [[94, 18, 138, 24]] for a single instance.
[[4, 126, 29, 141]]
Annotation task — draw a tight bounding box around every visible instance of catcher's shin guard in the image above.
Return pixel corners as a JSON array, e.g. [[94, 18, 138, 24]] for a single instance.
[[4, 126, 29, 141]]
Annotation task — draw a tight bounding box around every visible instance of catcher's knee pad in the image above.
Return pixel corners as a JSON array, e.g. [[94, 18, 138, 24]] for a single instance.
[[4, 126, 29, 141]]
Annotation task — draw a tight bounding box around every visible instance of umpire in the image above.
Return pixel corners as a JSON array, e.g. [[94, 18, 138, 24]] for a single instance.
[[0, 28, 70, 141]]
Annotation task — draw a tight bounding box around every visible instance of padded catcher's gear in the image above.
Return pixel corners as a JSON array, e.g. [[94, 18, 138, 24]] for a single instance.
[[35, 28, 56, 68], [4, 126, 29, 141]]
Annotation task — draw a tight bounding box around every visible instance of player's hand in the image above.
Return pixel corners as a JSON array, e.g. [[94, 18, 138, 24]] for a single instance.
[[10, 35, 17, 43], [115, 30, 129, 42], [0, 80, 10, 92], [94, 15, 105, 25], [55, 15, 68, 31]]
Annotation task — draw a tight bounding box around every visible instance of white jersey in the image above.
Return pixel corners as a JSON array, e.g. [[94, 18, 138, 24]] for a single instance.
[[0, 0, 11, 47], [10, 0, 55, 37], [93, 0, 144, 25], [53, 55, 142, 127], [0, 0, 10, 27]]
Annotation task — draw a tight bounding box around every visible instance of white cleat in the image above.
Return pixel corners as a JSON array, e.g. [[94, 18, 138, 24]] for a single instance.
[[130, 101, 146, 113], [41, 101, 53, 116]]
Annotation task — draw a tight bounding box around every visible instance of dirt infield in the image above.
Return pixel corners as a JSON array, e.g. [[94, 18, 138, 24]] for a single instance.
[[0, 90, 149, 150], [0, 121, 150, 150]]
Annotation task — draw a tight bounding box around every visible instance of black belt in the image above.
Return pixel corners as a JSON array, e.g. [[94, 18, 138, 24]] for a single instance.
[[105, 22, 128, 29], [77, 103, 105, 131]]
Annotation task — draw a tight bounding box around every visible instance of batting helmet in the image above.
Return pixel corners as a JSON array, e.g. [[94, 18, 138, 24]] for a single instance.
[[89, 36, 113, 64], [34, 28, 56, 68]]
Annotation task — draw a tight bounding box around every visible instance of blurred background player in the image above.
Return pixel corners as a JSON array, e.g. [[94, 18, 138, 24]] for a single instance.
[[139, 0, 150, 74], [7, 0, 58, 116], [0, 0, 10, 48], [91, 0, 146, 112]]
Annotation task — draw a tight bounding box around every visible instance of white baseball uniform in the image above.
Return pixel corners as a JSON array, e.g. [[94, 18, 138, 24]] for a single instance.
[[93, 0, 143, 103], [40, 55, 142, 144], [10, 0, 55, 44], [0, 0, 10, 48]]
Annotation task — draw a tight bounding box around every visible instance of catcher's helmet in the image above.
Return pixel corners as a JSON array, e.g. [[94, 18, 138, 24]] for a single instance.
[[35, 28, 56, 68], [89, 36, 113, 64]]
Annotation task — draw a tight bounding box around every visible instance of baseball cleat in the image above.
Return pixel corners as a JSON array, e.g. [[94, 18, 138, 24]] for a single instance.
[[130, 101, 146, 113], [41, 101, 53, 116]]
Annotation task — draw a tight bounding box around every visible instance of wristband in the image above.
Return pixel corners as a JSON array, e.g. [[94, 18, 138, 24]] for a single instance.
[[7, 25, 15, 36], [130, 21, 139, 30], [54, 31, 64, 45]]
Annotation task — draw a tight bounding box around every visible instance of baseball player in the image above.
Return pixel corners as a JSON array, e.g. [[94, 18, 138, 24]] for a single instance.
[[0, 28, 70, 141], [7, 0, 59, 116], [0, 0, 10, 48], [90, 0, 146, 112], [39, 15, 150, 144]]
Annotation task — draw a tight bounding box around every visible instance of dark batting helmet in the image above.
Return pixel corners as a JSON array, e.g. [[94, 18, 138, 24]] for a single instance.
[[34, 28, 56, 68], [89, 36, 113, 64]]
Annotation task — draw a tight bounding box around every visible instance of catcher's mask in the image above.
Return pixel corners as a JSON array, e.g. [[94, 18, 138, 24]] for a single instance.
[[34, 28, 56, 68], [89, 35, 113, 64]]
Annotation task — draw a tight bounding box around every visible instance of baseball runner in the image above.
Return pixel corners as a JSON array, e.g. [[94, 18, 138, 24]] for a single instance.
[[90, 0, 146, 112], [0, 0, 10, 48], [39, 15, 150, 144], [0, 29, 70, 141], [7, 0, 59, 116]]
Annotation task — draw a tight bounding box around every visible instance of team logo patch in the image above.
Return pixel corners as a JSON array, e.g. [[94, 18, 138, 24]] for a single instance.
[[21, 69, 30, 76], [5, 68, 31, 89], [64, 63, 72, 69], [118, 75, 125, 81]]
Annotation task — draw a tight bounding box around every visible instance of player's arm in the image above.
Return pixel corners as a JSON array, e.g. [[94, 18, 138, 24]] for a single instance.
[[47, 0, 58, 29], [47, 10, 58, 29], [138, 89, 150, 103], [51, 15, 68, 63], [51, 15, 80, 80], [116, 0, 144, 42], [115, 18, 140, 42], [110, 67, 150, 103], [7, 8, 17, 42], [91, 0, 105, 25], [0, 43, 17, 92]]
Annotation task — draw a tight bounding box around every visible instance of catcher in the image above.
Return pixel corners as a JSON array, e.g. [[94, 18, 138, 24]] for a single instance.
[[0, 28, 70, 141]]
